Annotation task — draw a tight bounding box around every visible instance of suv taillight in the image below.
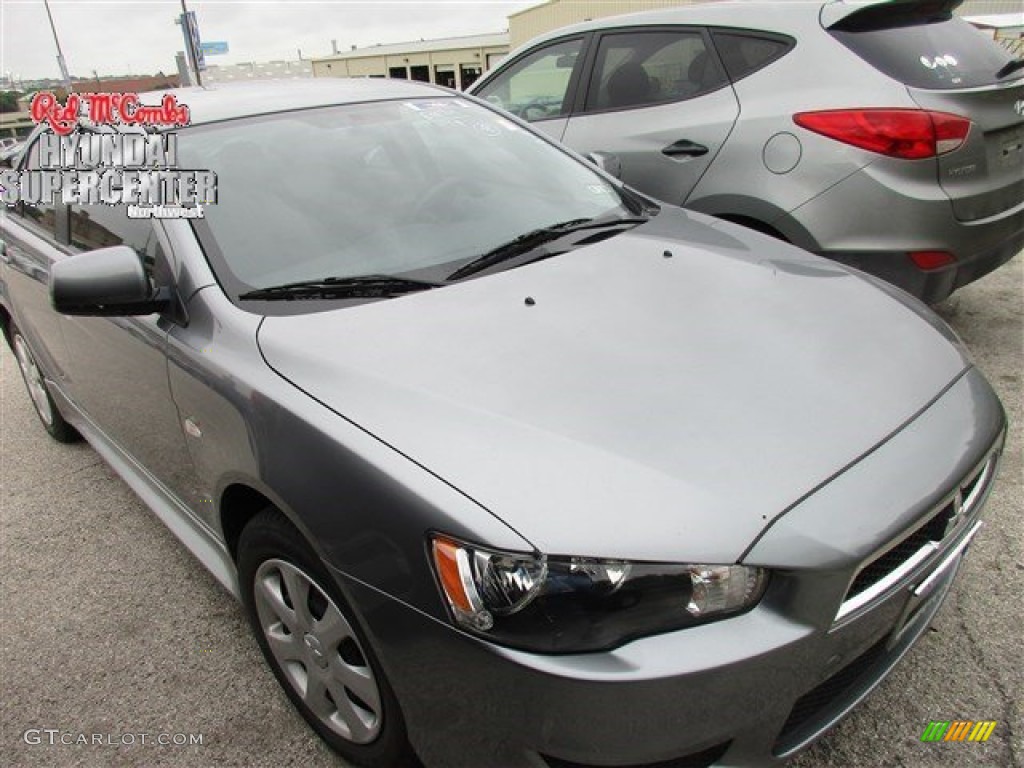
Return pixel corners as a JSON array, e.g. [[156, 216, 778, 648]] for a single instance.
[[793, 109, 971, 159]]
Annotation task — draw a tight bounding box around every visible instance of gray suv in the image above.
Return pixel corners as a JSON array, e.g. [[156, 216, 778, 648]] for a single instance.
[[470, 0, 1024, 302]]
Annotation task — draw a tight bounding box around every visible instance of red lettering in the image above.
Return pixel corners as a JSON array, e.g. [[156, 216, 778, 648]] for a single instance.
[[29, 92, 55, 123], [86, 93, 111, 123], [29, 92, 80, 136], [31, 92, 190, 134], [117, 94, 140, 121]]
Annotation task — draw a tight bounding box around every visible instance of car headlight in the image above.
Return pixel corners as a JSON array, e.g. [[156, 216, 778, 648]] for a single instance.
[[430, 535, 769, 653]]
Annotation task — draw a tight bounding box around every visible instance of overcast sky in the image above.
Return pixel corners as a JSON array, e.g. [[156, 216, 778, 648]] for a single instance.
[[1, 0, 538, 82]]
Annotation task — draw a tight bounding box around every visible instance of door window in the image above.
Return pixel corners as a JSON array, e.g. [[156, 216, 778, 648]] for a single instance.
[[475, 38, 584, 122], [18, 136, 59, 239], [584, 30, 727, 112]]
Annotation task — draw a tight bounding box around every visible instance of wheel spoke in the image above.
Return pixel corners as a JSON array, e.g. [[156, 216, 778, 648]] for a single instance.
[[256, 570, 298, 633], [330, 656, 382, 715], [326, 678, 378, 743], [314, 604, 353, 649], [303, 670, 333, 719], [280, 565, 315, 631], [265, 625, 302, 663]]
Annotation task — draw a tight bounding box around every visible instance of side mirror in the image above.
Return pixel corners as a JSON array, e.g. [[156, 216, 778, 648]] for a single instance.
[[586, 151, 622, 179], [50, 245, 170, 316]]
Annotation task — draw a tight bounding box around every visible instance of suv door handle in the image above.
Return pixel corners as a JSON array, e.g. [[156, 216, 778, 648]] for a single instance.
[[0, 239, 9, 264], [662, 140, 709, 158]]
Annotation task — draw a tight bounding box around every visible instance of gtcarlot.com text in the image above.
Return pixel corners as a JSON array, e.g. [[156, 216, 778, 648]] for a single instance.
[[22, 729, 203, 747]]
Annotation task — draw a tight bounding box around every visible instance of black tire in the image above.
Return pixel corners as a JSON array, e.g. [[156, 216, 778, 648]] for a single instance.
[[237, 508, 418, 768], [9, 323, 80, 443]]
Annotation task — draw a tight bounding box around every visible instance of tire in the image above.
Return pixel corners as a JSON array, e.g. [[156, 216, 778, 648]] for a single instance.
[[10, 323, 80, 443], [237, 508, 418, 768]]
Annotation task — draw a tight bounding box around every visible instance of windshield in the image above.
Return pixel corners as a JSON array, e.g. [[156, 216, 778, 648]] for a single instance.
[[177, 97, 635, 301]]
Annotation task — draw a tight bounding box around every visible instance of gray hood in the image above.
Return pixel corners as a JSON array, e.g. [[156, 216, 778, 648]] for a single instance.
[[258, 212, 968, 563]]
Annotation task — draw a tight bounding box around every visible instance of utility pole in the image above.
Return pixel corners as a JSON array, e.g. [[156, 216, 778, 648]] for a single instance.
[[43, 0, 73, 92], [178, 0, 203, 86]]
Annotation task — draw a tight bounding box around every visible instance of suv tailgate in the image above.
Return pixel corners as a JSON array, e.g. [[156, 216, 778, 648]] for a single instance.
[[827, 2, 1024, 222]]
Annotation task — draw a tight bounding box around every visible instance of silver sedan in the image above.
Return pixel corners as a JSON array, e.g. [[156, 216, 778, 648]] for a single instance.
[[0, 78, 1006, 767]]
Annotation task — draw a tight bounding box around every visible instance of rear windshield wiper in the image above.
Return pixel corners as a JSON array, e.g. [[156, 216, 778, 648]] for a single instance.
[[996, 59, 1024, 79], [447, 215, 648, 281], [238, 274, 441, 301]]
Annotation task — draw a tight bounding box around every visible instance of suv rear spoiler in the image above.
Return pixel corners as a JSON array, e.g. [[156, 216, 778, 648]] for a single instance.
[[820, 0, 964, 30]]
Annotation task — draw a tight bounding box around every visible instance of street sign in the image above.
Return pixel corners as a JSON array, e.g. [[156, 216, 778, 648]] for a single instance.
[[200, 41, 229, 56]]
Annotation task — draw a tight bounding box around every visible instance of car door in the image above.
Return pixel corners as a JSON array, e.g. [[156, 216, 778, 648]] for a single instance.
[[57, 203, 202, 511], [560, 27, 740, 206], [472, 36, 589, 143]]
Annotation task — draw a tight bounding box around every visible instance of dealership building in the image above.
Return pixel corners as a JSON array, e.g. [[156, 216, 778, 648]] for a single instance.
[[310, 33, 509, 91]]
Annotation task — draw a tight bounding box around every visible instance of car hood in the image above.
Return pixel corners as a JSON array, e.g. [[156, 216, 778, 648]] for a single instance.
[[257, 210, 968, 563]]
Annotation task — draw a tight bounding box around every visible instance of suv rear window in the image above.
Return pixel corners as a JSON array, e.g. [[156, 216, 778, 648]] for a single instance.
[[711, 30, 794, 82], [830, 14, 1018, 90]]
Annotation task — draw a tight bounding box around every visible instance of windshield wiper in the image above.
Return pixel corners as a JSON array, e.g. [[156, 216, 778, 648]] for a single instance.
[[447, 215, 648, 281], [239, 274, 441, 301], [996, 59, 1024, 79]]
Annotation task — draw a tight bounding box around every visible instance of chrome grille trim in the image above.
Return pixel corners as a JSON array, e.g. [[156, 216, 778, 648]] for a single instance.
[[834, 450, 998, 624], [836, 544, 937, 622], [913, 520, 984, 598]]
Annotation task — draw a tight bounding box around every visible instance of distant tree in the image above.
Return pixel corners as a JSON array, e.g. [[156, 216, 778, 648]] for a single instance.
[[0, 91, 22, 113]]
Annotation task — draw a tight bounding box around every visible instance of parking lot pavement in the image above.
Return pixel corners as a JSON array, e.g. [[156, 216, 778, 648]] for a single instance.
[[1, 253, 1021, 768]]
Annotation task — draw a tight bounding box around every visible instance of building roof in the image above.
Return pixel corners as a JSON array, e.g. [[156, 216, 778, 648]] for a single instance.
[[70, 74, 181, 94], [313, 32, 509, 62], [963, 13, 1024, 28], [508, 0, 548, 20]]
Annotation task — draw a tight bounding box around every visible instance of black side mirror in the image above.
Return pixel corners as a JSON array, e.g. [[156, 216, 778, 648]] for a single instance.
[[50, 245, 170, 316]]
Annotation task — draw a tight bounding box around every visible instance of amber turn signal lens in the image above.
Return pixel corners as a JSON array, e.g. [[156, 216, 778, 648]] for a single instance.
[[432, 537, 473, 613]]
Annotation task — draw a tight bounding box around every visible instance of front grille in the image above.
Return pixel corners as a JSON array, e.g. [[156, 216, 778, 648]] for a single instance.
[[837, 453, 996, 620], [773, 638, 888, 754], [845, 505, 948, 598], [542, 741, 730, 768]]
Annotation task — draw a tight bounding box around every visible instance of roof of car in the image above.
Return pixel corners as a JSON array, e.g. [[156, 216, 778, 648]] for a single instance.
[[518, 0, 822, 38], [496, 0, 896, 59], [156, 78, 455, 126]]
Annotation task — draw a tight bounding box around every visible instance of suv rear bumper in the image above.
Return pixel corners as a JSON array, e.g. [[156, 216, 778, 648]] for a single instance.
[[823, 225, 1023, 304], [779, 161, 1024, 303]]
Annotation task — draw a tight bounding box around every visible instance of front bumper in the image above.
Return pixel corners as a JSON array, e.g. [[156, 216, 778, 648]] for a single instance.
[[336, 370, 1005, 768], [340, 547, 964, 768]]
